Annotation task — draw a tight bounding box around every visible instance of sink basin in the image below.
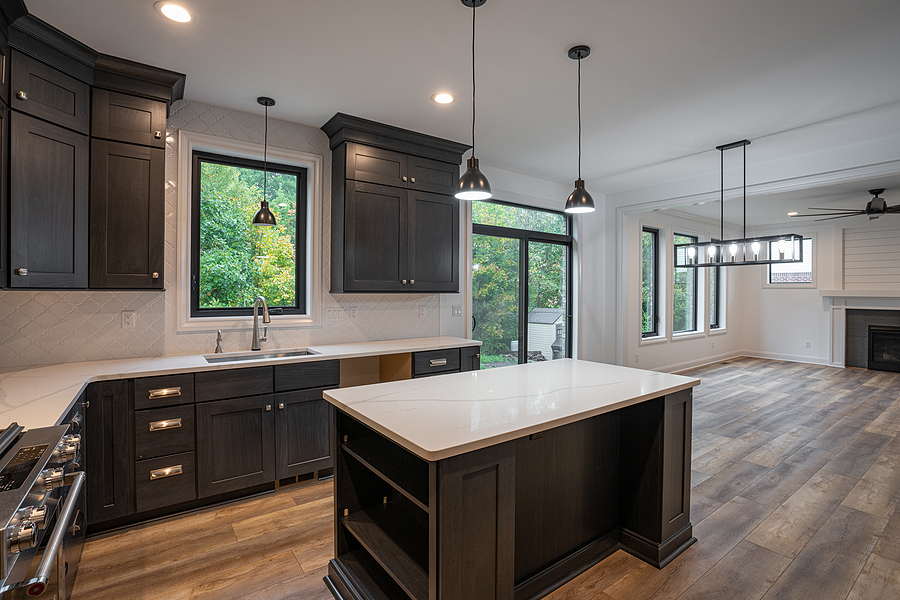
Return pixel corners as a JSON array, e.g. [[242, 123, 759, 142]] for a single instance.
[[204, 348, 319, 363]]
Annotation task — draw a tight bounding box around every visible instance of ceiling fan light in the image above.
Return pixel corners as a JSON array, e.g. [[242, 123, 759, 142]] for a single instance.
[[457, 156, 492, 201], [564, 179, 595, 213]]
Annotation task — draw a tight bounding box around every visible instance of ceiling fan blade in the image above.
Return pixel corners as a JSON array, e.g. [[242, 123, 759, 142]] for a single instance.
[[792, 211, 864, 217], [887, 205, 900, 213], [814, 214, 863, 222], [807, 207, 864, 211]]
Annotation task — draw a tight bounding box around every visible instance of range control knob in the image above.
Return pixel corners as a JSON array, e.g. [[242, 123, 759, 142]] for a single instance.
[[7, 521, 36, 555], [18, 506, 47, 527], [53, 442, 77, 463], [41, 468, 65, 492], [64, 434, 81, 450]]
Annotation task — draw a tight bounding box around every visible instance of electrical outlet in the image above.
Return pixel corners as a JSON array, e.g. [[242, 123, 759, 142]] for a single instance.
[[122, 310, 135, 329], [349, 307, 358, 319], [635, 354, 639, 363], [419, 306, 426, 319], [452, 305, 462, 317], [711, 341, 715, 349], [805, 341, 811, 348], [325, 308, 343, 322]]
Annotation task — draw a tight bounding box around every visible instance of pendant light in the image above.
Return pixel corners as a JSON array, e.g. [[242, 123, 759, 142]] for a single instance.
[[564, 45, 595, 214], [252, 96, 277, 226], [456, 0, 492, 201]]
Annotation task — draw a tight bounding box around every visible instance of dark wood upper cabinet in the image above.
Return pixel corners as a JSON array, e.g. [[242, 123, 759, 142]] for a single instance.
[[0, 103, 7, 288], [0, 30, 10, 107], [322, 114, 468, 294], [10, 50, 90, 134], [89, 139, 165, 288], [9, 112, 88, 288], [92, 89, 166, 148]]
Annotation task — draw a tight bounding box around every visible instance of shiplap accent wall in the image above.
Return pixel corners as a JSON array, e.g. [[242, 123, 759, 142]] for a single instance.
[[842, 225, 900, 289]]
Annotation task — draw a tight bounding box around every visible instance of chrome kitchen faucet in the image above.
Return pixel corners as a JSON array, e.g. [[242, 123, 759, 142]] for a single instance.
[[251, 296, 270, 351]]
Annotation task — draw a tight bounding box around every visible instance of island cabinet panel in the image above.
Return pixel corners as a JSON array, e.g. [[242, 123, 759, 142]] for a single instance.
[[274, 387, 335, 479], [84, 380, 133, 526], [9, 112, 88, 288], [618, 389, 695, 568], [196, 394, 276, 498]]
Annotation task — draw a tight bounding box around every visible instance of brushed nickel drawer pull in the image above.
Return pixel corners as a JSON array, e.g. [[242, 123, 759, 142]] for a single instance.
[[16, 90, 26, 100], [149, 465, 182, 480], [148, 387, 181, 400], [149, 418, 182, 431], [14, 268, 27, 276], [429, 358, 448, 367]]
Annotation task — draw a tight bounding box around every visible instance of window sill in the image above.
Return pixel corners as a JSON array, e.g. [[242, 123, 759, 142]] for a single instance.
[[672, 331, 705, 341], [762, 283, 816, 290], [639, 335, 668, 346], [709, 328, 729, 337]]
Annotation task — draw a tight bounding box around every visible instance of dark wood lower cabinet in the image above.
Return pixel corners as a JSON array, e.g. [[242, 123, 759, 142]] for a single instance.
[[196, 394, 276, 498], [275, 387, 334, 479], [84, 380, 133, 526], [327, 390, 694, 600]]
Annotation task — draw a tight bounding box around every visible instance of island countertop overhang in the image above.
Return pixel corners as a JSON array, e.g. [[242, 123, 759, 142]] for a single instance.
[[324, 358, 700, 461]]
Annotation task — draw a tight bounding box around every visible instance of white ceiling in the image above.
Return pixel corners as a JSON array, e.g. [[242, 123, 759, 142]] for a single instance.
[[26, 0, 900, 195]]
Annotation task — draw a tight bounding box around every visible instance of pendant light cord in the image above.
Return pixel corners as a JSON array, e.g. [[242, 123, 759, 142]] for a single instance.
[[471, 2, 476, 157], [577, 56, 582, 180], [743, 143, 746, 239], [263, 103, 269, 203]]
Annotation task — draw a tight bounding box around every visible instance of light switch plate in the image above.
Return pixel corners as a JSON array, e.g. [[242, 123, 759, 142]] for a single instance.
[[452, 305, 462, 317], [325, 308, 343, 322]]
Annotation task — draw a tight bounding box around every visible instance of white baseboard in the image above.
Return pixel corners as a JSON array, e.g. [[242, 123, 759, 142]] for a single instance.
[[739, 349, 832, 367], [654, 350, 744, 374]]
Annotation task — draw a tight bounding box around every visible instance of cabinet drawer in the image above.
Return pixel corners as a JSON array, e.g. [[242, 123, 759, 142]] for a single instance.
[[274, 360, 341, 392], [11, 50, 90, 134], [195, 367, 273, 402], [413, 348, 461, 376], [135, 405, 195, 460], [91, 89, 167, 147], [134, 373, 194, 410], [135, 451, 196, 513]]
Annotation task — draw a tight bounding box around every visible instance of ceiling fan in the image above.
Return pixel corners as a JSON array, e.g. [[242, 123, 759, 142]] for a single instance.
[[790, 189, 899, 222]]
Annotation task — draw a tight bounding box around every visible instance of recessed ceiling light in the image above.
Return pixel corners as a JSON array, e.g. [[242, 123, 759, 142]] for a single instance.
[[154, 1, 192, 23], [432, 93, 455, 105], [787, 211, 798, 216]]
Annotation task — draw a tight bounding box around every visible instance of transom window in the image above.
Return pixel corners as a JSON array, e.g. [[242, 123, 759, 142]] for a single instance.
[[190, 151, 308, 317]]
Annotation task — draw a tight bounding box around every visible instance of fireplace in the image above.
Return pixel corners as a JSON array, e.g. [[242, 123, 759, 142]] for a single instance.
[[868, 326, 900, 373]]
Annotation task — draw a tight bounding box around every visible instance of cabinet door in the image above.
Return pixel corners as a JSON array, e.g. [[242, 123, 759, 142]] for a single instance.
[[89, 139, 164, 288], [196, 395, 276, 498], [275, 388, 334, 479], [0, 103, 7, 287], [9, 112, 88, 288], [0, 30, 9, 106], [407, 190, 459, 293], [461, 346, 481, 372], [84, 380, 133, 526], [92, 89, 167, 148], [343, 181, 408, 291], [408, 155, 458, 195], [345, 142, 408, 188], [10, 50, 90, 134]]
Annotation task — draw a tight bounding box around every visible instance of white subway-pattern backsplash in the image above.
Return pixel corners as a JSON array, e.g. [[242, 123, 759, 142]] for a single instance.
[[0, 100, 440, 368]]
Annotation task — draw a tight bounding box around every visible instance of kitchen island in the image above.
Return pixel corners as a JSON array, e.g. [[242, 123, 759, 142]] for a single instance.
[[323, 358, 701, 600]]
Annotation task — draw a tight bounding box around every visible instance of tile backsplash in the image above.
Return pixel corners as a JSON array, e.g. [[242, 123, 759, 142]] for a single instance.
[[0, 101, 440, 368]]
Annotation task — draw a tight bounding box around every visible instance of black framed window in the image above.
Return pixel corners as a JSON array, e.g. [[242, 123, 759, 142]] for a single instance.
[[768, 237, 813, 284], [673, 233, 698, 333], [190, 151, 308, 317], [472, 200, 572, 368], [641, 227, 659, 337], [709, 266, 721, 329]]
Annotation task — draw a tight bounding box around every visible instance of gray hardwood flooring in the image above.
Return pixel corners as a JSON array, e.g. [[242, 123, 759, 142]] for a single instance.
[[71, 358, 900, 599]]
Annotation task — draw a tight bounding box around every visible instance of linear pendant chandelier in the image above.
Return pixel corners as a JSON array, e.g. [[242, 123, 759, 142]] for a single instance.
[[674, 140, 803, 268], [456, 0, 492, 201]]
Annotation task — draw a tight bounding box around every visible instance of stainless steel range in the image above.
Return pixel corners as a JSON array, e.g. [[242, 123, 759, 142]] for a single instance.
[[0, 421, 84, 599]]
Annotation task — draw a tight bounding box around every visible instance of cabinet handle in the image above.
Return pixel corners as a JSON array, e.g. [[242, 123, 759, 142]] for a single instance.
[[410, 279, 415, 284], [149, 465, 182, 480], [278, 403, 285, 410], [402, 176, 408, 182], [152, 272, 159, 279], [429, 358, 448, 367], [154, 131, 162, 139], [265, 405, 272, 411], [410, 177, 416, 183], [401, 279, 407, 284], [15, 90, 26, 100], [149, 418, 182, 432], [475, 353, 481, 358], [148, 387, 181, 400], [14, 268, 27, 276]]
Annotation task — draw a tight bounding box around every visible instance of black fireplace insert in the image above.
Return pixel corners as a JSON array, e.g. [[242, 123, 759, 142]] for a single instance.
[[868, 325, 900, 373]]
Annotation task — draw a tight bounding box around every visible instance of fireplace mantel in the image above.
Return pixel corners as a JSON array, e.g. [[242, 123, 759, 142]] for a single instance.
[[821, 290, 900, 299]]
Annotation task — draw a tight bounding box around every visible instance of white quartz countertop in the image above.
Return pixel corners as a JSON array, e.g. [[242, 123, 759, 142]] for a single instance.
[[324, 359, 700, 461], [0, 336, 479, 428]]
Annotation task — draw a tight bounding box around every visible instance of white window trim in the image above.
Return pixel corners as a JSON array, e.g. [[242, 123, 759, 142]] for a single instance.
[[762, 233, 817, 289], [175, 129, 323, 332]]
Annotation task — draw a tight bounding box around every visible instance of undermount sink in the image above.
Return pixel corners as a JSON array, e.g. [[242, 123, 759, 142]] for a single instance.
[[204, 348, 319, 363]]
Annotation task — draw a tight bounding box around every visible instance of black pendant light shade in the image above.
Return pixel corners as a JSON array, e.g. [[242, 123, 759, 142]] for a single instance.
[[456, 0, 492, 201], [564, 45, 595, 214], [253, 96, 277, 226]]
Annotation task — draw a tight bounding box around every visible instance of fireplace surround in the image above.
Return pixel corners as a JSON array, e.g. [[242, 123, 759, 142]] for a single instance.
[[845, 309, 900, 368], [869, 326, 900, 373]]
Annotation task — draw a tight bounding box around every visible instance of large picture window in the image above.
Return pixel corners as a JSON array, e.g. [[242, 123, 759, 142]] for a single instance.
[[472, 201, 572, 368], [191, 151, 308, 317], [642, 227, 659, 337], [673, 233, 698, 333]]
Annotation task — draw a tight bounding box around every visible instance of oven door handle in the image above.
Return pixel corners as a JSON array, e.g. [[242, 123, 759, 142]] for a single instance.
[[24, 471, 85, 597]]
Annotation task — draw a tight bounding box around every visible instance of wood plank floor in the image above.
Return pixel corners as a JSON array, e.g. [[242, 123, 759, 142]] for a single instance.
[[72, 358, 900, 600]]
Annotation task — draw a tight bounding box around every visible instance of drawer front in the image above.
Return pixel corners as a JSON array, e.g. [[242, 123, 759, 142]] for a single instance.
[[135, 451, 196, 513], [274, 360, 341, 392], [135, 405, 195, 460], [413, 348, 461, 376], [91, 89, 167, 147], [11, 50, 90, 134], [195, 366, 273, 402], [134, 373, 195, 410]]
